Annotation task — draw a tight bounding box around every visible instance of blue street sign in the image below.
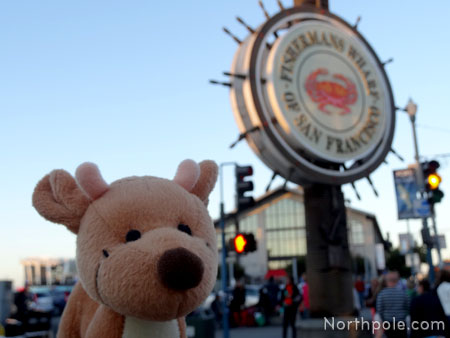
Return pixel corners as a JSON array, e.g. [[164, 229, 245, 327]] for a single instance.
[[393, 168, 431, 219]]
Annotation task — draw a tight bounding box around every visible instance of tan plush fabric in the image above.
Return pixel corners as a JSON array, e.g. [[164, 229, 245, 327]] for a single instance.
[[32, 160, 218, 338]]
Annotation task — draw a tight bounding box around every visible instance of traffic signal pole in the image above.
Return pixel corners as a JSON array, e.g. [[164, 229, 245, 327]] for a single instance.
[[219, 162, 236, 338], [430, 205, 443, 268], [405, 99, 435, 284]]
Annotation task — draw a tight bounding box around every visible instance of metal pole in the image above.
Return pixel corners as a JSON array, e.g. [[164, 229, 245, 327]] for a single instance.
[[430, 205, 443, 268], [407, 105, 435, 284], [406, 219, 415, 276], [219, 162, 236, 338]]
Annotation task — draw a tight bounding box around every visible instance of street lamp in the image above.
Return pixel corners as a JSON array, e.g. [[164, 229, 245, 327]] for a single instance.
[[404, 99, 435, 283], [406, 98, 417, 121]]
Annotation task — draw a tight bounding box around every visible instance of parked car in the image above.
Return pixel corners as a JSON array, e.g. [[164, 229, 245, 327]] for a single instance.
[[201, 285, 261, 311], [243, 285, 261, 308], [28, 286, 54, 313]]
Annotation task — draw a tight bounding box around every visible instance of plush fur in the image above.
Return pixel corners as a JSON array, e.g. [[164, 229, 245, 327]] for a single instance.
[[32, 160, 218, 338]]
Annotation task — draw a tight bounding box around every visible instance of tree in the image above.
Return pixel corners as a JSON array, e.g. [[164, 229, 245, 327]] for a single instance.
[[386, 248, 410, 277]]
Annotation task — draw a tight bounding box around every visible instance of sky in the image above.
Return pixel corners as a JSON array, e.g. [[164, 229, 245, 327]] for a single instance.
[[1, 0, 450, 288]]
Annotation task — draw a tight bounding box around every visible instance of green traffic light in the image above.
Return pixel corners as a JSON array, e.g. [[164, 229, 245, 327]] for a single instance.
[[430, 189, 444, 203]]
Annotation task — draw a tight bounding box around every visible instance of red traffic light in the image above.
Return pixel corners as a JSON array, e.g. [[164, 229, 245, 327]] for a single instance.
[[235, 165, 255, 210], [235, 165, 253, 178], [233, 233, 257, 254], [234, 234, 247, 253]]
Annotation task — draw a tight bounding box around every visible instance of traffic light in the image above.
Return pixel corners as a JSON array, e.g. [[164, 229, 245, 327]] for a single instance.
[[235, 165, 255, 210], [422, 160, 444, 204], [234, 234, 247, 254], [233, 233, 257, 254]]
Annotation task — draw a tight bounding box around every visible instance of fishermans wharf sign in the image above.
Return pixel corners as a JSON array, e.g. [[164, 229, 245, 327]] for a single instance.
[[229, 6, 395, 185], [267, 21, 386, 163]]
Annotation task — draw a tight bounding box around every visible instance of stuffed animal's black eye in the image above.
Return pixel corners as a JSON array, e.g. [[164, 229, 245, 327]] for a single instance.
[[126, 230, 141, 242], [177, 224, 192, 236]]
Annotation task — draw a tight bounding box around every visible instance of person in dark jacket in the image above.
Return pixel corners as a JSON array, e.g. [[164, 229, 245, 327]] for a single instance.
[[13, 286, 29, 324], [229, 280, 246, 327], [410, 273, 450, 338], [265, 276, 280, 317]]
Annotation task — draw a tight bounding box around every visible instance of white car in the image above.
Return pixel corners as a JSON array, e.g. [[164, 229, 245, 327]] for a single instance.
[[28, 286, 54, 313]]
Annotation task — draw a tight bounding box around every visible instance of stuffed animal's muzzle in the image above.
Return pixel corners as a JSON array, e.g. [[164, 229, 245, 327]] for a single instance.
[[157, 247, 204, 290]]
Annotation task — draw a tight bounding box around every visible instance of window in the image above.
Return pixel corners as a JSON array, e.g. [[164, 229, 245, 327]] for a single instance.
[[264, 198, 306, 259], [349, 219, 365, 245]]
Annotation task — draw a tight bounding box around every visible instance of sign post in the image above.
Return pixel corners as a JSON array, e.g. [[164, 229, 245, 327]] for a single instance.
[[304, 183, 354, 316]]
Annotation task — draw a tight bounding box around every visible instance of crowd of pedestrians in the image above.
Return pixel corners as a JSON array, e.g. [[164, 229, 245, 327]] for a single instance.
[[364, 269, 450, 338], [211, 268, 449, 338]]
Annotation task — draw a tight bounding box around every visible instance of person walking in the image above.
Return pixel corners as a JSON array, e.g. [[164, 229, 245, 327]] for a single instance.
[[410, 270, 450, 338], [354, 275, 365, 309], [299, 273, 310, 319], [281, 275, 301, 338], [365, 278, 380, 316], [229, 280, 246, 327], [265, 276, 280, 319], [376, 271, 409, 338]]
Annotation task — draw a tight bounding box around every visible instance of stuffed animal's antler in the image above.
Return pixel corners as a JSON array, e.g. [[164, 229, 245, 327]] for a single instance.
[[173, 159, 201, 192], [76, 162, 110, 200]]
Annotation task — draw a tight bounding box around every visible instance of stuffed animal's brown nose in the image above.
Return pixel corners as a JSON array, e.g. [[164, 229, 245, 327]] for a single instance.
[[157, 247, 204, 291]]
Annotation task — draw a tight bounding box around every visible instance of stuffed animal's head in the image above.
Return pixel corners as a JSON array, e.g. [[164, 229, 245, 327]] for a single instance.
[[32, 160, 218, 321]]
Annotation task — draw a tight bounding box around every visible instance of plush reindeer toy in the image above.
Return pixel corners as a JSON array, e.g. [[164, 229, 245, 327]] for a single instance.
[[32, 160, 219, 338]]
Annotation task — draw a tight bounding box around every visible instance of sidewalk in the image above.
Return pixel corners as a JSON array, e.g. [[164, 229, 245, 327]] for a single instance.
[[215, 325, 282, 338], [215, 309, 373, 338]]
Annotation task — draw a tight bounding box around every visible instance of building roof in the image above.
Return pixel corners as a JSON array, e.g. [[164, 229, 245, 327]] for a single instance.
[[213, 186, 301, 227]]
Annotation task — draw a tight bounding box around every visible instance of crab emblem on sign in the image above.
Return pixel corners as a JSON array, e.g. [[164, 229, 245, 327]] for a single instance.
[[305, 68, 357, 115]]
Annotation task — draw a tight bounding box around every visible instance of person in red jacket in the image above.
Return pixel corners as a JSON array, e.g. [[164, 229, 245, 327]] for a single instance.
[[281, 275, 301, 338]]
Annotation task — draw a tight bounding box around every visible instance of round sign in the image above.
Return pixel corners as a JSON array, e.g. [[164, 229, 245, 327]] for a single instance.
[[230, 6, 395, 185]]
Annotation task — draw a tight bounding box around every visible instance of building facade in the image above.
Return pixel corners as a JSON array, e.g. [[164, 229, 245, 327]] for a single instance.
[[216, 187, 386, 281], [21, 258, 77, 286]]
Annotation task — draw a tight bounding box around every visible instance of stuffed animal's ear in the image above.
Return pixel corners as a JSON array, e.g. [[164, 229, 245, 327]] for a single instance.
[[190, 160, 218, 206], [32, 170, 91, 234]]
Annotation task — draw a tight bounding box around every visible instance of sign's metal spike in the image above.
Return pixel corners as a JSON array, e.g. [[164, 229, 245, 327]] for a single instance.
[[366, 176, 379, 197], [353, 16, 361, 29], [265, 171, 279, 192], [236, 17, 255, 34], [390, 148, 405, 162], [223, 72, 247, 80], [230, 126, 260, 149], [258, 0, 271, 20], [277, 0, 285, 11], [209, 80, 232, 87], [223, 27, 242, 44], [351, 182, 361, 200], [382, 58, 394, 66]]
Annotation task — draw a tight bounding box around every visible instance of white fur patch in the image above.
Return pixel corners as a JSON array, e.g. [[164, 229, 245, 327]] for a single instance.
[[122, 317, 180, 338]]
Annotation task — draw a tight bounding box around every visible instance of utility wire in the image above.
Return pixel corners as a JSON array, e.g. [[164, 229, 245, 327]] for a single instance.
[[417, 124, 450, 134]]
